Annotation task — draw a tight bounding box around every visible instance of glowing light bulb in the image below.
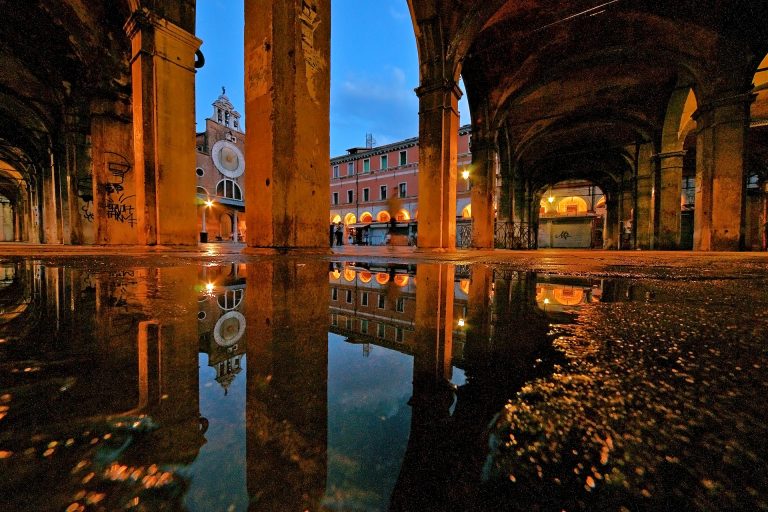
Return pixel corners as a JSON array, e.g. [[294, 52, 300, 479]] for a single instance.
[[205, 200, 214, 208], [461, 170, 470, 180], [205, 283, 214, 294], [458, 318, 465, 327], [547, 195, 555, 204]]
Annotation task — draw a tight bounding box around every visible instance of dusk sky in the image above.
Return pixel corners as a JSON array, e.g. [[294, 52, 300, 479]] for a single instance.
[[195, 0, 470, 157]]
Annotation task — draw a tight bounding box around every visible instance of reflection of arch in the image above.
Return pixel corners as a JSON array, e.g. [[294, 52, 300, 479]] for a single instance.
[[394, 275, 409, 287], [377, 210, 391, 223], [396, 209, 410, 221], [376, 273, 390, 285], [344, 213, 357, 225], [556, 196, 588, 215], [360, 211, 373, 223], [330, 214, 341, 224], [214, 311, 246, 347], [462, 204, 472, 219], [359, 271, 372, 283], [343, 268, 356, 282], [460, 279, 470, 295], [552, 287, 585, 306], [217, 288, 243, 310], [330, 269, 341, 280], [196, 186, 209, 196], [595, 196, 606, 208]]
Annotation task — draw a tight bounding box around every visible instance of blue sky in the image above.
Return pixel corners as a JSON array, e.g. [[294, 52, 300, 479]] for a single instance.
[[195, 0, 470, 157]]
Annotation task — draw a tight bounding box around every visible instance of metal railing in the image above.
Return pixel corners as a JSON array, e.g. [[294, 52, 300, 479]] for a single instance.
[[455, 221, 537, 249], [494, 221, 536, 250]]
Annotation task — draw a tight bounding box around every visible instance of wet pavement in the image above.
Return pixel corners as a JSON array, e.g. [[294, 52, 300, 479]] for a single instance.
[[0, 251, 766, 511]]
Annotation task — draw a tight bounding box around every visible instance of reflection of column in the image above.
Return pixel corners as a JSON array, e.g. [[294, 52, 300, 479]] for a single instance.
[[464, 265, 493, 359], [413, 264, 455, 385], [245, 261, 328, 511], [416, 81, 461, 249], [390, 264, 455, 512], [244, 0, 330, 249], [655, 151, 686, 249], [233, 210, 239, 242], [128, 266, 205, 465], [694, 94, 751, 251], [126, 11, 201, 246]]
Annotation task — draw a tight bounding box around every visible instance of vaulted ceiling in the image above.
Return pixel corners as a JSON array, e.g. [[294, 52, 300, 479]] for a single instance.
[[408, 0, 768, 187]]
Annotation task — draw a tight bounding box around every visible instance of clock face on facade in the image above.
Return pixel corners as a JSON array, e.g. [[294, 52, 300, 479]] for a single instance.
[[212, 140, 245, 178]]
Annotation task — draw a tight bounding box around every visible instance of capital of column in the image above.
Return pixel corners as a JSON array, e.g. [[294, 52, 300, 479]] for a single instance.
[[124, 8, 201, 70], [693, 92, 755, 123], [414, 79, 463, 101], [653, 150, 687, 160], [470, 137, 498, 154]]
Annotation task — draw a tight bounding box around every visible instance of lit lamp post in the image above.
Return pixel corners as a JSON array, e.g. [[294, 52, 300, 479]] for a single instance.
[[201, 199, 214, 243], [462, 168, 470, 189]]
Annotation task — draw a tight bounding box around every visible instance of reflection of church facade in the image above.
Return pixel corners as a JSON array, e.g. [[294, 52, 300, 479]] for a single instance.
[[196, 90, 246, 243], [198, 264, 247, 394]]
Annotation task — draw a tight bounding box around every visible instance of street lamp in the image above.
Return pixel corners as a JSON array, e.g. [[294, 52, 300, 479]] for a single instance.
[[461, 169, 470, 181]]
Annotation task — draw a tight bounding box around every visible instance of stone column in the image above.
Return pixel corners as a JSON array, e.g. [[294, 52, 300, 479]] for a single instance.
[[244, 0, 330, 249], [603, 197, 619, 249], [0, 203, 6, 241], [759, 181, 768, 251], [41, 150, 62, 244], [693, 94, 752, 251], [415, 81, 461, 250], [13, 203, 22, 242], [654, 151, 686, 249], [634, 143, 655, 249], [470, 138, 498, 249], [126, 11, 201, 246], [91, 103, 138, 245]]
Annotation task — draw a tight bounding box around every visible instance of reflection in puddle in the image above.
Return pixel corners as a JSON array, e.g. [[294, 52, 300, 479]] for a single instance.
[[0, 259, 766, 511]]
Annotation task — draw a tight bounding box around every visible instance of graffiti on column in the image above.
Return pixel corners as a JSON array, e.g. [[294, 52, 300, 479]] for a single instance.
[[78, 177, 94, 223], [102, 152, 136, 227]]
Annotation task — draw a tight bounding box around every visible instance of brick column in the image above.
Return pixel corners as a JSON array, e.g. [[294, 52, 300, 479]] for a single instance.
[[415, 80, 461, 250]]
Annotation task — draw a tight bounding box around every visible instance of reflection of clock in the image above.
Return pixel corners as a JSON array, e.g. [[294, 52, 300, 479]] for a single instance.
[[214, 311, 246, 347], [212, 140, 245, 178]]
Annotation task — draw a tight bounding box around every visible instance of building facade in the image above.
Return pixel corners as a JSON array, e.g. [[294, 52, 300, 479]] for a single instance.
[[196, 90, 246, 242], [329, 127, 473, 246]]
